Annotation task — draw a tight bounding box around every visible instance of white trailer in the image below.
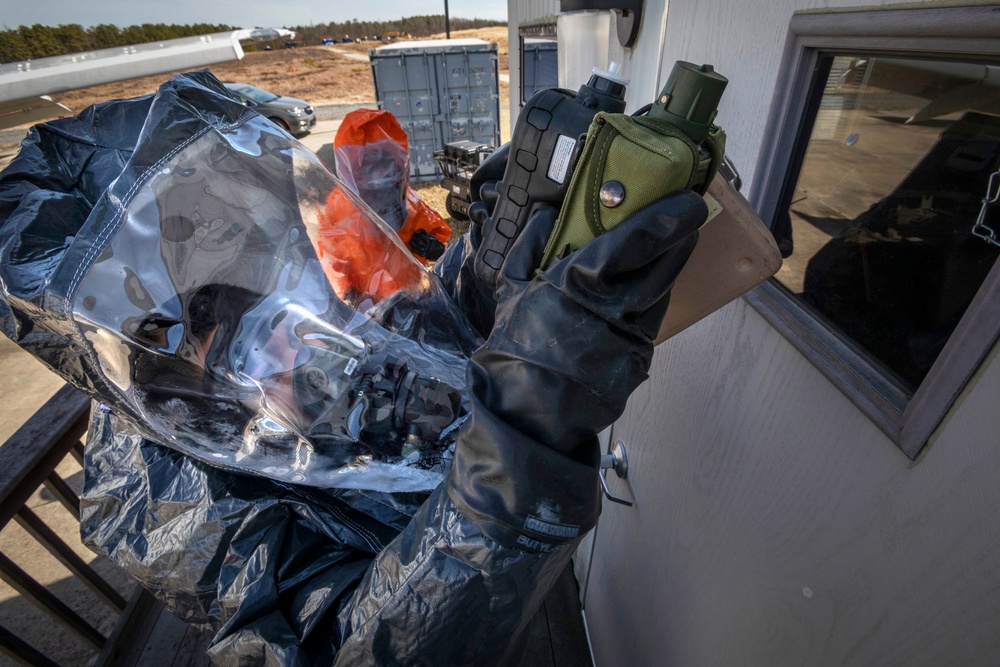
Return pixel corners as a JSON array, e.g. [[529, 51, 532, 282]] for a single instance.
[[507, 2, 1000, 665]]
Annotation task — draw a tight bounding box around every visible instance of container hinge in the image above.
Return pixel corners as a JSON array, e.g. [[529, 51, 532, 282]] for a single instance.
[[972, 170, 1000, 248]]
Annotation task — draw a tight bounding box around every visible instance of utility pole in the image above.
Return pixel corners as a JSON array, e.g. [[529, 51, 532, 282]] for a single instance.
[[444, 0, 451, 38]]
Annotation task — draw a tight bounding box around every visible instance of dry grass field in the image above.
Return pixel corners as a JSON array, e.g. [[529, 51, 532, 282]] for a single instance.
[[53, 26, 510, 112]]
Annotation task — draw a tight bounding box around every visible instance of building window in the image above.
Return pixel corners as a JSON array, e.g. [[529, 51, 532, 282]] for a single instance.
[[749, 6, 1000, 458], [776, 53, 1000, 391]]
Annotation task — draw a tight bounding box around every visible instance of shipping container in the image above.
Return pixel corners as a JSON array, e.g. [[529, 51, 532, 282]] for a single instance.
[[369, 38, 501, 181], [521, 38, 558, 104]]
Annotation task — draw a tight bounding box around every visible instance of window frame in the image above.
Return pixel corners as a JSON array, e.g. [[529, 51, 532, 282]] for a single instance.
[[747, 4, 1000, 459]]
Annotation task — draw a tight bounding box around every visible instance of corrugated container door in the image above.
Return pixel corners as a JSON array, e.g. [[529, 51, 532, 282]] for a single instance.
[[440, 48, 500, 150], [522, 39, 559, 102], [371, 41, 500, 182], [371, 50, 441, 180]]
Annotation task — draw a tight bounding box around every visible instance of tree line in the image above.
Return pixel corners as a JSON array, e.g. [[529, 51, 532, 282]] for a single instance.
[[0, 23, 234, 63], [290, 16, 506, 44]]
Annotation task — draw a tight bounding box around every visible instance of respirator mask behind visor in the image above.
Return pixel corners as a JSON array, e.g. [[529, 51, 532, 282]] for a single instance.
[[351, 145, 409, 232]]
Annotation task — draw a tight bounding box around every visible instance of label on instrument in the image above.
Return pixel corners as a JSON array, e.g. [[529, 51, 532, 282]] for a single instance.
[[547, 135, 576, 184]]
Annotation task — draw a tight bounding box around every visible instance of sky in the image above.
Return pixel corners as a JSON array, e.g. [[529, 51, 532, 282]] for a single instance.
[[0, 0, 508, 29]]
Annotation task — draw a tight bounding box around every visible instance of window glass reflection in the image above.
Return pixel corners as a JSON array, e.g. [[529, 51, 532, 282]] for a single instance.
[[774, 55, 1000, 391]]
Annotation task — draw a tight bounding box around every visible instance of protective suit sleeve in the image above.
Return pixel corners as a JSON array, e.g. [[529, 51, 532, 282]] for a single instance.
[[332, 485, 576, 666], [330, 191, 706, 664]]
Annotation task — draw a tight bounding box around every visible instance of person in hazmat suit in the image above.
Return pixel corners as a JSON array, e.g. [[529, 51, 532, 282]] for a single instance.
[[0, 71, 706, 665], [314, 108, 452, 304]]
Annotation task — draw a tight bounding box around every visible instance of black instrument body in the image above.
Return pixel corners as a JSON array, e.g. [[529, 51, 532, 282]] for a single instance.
[[474, 75, 627, 289]]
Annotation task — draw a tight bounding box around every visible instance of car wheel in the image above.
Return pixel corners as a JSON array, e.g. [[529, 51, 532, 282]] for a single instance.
[[268, 117, 291, 133]]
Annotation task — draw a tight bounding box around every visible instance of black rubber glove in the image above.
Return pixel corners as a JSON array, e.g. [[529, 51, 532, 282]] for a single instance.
[[435, 143, 510, 336], [447, 189, 708, 552], [407, 228, 445, 261]]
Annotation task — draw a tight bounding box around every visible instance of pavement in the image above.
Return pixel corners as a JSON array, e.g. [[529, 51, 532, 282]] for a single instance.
[[299, 117, 343, 154], [321, 46, 371, 63]]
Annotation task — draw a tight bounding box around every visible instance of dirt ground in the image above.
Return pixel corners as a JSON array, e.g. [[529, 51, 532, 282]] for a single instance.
[[55, 26, 509, 113]]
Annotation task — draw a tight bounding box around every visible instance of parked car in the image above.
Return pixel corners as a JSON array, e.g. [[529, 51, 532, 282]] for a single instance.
[[223, 83, 317, 137]]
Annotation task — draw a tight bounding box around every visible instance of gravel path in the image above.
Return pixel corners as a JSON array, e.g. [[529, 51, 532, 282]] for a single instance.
[[320, 46, 371, 63]]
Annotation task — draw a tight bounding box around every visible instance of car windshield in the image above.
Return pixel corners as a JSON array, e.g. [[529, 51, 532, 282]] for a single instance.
[[230, 84, 280, 104]]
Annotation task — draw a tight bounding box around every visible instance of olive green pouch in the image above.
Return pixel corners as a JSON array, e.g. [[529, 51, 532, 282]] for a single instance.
[[539, 111, 726, 270]]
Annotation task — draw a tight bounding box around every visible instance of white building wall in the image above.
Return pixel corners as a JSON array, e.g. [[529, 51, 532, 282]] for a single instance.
[[576, 0, 1000, 664], [655, 0, 942, 195], [556, 0, 670, 112]]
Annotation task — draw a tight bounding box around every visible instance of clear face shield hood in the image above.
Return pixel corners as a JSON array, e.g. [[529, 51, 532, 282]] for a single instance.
[[49, 79, 479, 492], [337, 143, 409, 232]]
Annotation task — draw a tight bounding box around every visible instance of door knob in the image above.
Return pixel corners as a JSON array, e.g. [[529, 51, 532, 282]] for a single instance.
[[599, 440, 632, 506]]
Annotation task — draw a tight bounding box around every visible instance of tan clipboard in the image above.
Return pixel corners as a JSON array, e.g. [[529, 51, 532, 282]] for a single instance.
[[654, 173, 783, 345]]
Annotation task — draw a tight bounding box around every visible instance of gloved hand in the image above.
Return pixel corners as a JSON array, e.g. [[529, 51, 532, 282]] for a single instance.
[[467, 142, 508, 232], [432, 143, 510, 337], [447, 189, 708, 552], [407, 228, 446, 261]]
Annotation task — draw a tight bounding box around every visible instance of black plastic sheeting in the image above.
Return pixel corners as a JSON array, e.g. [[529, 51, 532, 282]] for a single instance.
[[0, 71, 580, 664], [83, 407, 573, 665]]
